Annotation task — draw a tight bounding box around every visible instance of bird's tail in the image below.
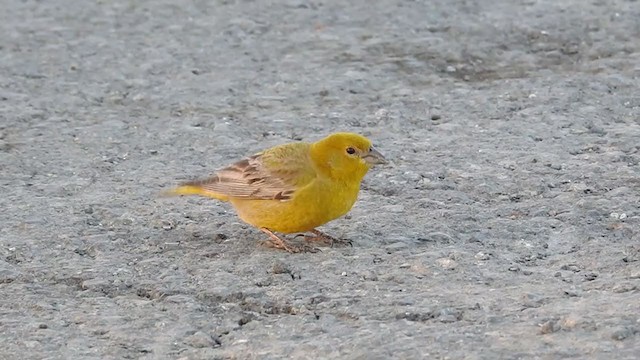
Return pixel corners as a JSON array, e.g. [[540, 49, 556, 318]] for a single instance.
[[160, 185, 230, 202]]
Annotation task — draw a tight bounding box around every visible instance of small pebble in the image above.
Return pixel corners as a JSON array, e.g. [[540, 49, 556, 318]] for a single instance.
[[213, 233, 228, 242], [611, 212, 628, 220], [361, 271, 378, 281], [563, 289, 582, 297], [437, 308, 462, 323], [612, 283, 637, 293], [559, 316, 578, 330], [522, 293, 546, 308], [539, 320, 560, 334], [560, 264, 581, 272], [119, 213, 135, 226], [583, 272, 598, 281], [611, 327, 638, 341], [184, 331, 218, 348], [161, 219, 175, 230], [271, 261, 291, 275], [374, 108, 389, 119], [403, 171, 422, 182], [436, 258, 457, 270]]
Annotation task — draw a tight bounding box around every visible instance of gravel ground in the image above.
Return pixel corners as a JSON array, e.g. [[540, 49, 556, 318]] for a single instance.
[[1, 0, 639, 359]]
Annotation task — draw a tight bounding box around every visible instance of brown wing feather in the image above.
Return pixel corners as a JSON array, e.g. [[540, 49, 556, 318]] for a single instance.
[[180, 154, 298, 200]]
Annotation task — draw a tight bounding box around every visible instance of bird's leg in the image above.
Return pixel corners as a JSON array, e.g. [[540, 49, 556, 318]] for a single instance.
[[260, 228, 319, 253], [304, 229, 353, 247]]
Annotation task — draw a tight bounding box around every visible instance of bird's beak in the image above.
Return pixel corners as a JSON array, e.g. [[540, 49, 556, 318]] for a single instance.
[[363, 146, 387, 165]]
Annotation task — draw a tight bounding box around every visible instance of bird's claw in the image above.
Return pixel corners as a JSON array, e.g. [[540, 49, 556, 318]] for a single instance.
[[302, 230, 353, 248], [267, 239, 320, 253], [260, 228, 320, 253], [330, 237, 354, 248]]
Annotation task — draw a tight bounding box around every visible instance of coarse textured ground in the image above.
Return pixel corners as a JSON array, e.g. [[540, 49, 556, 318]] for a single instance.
[[1, 0, 639, 359]]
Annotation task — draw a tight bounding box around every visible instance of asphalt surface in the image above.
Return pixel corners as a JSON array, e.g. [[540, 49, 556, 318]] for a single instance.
[[1, 0, 639, 359]]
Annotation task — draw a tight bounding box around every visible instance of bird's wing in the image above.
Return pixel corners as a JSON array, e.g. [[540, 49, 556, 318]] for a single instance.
[[180, 143, 316, 201]]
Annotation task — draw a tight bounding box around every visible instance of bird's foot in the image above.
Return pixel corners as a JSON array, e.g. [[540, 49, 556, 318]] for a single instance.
[[260, 228, 320, 253], [301, 229, 353, 248]]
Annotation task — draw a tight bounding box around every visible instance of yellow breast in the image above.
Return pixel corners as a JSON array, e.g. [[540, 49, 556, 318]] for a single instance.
[[230, 178, 360, 233]]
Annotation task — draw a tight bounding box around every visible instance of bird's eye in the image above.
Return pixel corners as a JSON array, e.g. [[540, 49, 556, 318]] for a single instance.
[[346, 147, 356, 155]]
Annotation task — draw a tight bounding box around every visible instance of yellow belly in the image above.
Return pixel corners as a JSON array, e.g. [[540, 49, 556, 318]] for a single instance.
[[230, 180, 360, 233]]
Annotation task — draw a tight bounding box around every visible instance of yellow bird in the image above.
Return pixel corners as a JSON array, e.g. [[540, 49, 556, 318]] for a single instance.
[[164, 132, 387, 253]]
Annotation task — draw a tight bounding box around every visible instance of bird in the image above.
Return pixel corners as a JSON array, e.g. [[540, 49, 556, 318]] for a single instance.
[[164, 132, 387, 253]]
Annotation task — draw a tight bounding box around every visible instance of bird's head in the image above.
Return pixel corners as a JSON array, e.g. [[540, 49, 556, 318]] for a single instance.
[[310, 132, 387, 181]]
